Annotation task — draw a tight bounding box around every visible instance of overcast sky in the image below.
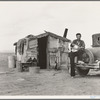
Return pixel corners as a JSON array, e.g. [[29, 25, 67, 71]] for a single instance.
[[0, 1, 100, 52]]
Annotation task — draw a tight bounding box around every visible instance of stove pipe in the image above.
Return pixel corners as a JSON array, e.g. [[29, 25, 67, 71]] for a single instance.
[[63, 28, 68, 38]]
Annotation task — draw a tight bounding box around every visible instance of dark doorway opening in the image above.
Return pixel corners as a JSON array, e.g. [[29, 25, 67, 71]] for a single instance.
[[38, 36, 48, 69]]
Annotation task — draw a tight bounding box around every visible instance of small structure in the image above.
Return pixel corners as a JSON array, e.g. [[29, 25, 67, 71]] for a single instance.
[[14, 31, 71, 70]]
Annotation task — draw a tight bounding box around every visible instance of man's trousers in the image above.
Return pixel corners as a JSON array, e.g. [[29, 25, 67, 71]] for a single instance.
[[69, 50, 84, 76]]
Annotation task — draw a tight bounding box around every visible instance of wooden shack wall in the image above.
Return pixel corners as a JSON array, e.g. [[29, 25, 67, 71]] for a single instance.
[[21, 42, 27, 63], [48, 36, 69, 69], [16, 39, 28, 63], [16, 38, 38, 63], [26, 39, 38, 61]]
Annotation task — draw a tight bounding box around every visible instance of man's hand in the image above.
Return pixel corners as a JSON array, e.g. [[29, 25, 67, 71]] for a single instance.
[[71, 43, 77, 47], [78, 46, 84, 50]]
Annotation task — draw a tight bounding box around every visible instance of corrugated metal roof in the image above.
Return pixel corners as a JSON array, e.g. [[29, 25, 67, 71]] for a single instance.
[[14, 31, 71, 45], [29, 32, 71, 42]]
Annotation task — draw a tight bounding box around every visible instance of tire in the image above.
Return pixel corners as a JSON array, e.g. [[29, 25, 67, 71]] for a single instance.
[[68, 51, 90, 76], [76, 67, 89, 76], [75, 49, 93, 76], [84, 49, 94, 64]]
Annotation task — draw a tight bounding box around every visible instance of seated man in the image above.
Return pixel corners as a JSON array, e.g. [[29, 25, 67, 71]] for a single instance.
[[69, 33, 85, 77]]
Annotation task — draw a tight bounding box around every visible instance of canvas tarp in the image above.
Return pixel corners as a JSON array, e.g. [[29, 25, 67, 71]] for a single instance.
[[17, 39, 26, 55]]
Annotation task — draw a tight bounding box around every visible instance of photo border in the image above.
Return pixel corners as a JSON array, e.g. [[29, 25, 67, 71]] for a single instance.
[[0, 0, 99, 100]]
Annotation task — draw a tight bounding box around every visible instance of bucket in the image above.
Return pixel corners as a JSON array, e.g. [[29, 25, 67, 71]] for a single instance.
[[8, 55, 16, 68], [16, 61, 23, 72], [29, 66, 40, 74]]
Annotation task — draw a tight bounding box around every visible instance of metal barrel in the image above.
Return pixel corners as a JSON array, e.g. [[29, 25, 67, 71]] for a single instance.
[[8, 55, 16, 68]]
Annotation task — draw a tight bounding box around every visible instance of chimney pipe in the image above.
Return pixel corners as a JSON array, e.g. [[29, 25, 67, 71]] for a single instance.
[[63, 28, 68, 38]]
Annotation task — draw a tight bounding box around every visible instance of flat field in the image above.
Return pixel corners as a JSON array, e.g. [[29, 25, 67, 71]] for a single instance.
[[0, 53, 100, 97]]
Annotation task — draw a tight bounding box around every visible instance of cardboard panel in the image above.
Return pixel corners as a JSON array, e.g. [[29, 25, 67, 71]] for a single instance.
[[28, 39, 38, 49], [49, 36, 59, 48]]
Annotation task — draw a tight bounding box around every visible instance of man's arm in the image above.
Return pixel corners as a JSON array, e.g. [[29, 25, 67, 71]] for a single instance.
[[70, 40, 76, 47], [79, 40, 85, 49]]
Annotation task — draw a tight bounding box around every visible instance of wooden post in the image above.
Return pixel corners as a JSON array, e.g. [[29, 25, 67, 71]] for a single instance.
[[46, 36, 50, 69], [58, 50, 61, 69]]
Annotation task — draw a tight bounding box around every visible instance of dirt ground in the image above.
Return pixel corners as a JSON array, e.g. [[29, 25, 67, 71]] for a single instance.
[[0, 53, 100, 97]]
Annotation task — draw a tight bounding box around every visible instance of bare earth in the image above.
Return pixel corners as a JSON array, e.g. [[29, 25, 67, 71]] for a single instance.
[[0, 53, 100, 96]]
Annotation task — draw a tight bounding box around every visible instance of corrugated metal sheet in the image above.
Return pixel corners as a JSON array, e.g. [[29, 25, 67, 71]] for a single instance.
[[29, 32, 71, 42]]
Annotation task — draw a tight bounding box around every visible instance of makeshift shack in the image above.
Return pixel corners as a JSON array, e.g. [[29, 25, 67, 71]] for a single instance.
[[14, 31, 71, 70]]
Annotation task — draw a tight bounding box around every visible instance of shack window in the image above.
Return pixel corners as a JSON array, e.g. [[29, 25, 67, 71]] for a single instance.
[[98, 37, 100, 41], [98, 37, 100, 44]]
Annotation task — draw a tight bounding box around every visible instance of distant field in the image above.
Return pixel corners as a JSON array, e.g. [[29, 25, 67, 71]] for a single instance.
[[0, 53, 14, 71]]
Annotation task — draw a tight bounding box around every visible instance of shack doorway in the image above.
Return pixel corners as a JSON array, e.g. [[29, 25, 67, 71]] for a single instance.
[[38, 36, 48, 69]]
